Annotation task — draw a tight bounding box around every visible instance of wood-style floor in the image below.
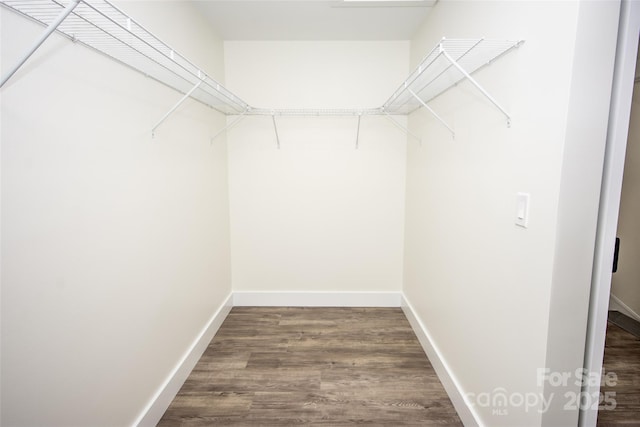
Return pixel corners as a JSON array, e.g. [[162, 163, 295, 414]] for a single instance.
[[158, 307, 462, 426], [597, 321, 640, 426]]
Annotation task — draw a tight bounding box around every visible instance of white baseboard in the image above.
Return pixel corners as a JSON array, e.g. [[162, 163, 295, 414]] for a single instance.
[[232, 291, 402, 307], [400, 295, 481, 427], [133, 292, 233, 427], [609, 293, 640, 322]]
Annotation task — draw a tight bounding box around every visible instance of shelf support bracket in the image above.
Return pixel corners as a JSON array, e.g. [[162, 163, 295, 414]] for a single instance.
[[1, 0, 82, 88], [355, 114, 362, 149], [383, 112, 421, 144], [441, 51, 512, 127], [271, 113, 281, 149], [408, 89, 455, 138], [152, 78, 204, 137], [210, 111, 247, 144]]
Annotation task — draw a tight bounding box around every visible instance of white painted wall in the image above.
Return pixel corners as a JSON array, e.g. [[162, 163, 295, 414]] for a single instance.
[[542, 3, 619, 425], [225, 41, 408, 293], [0, 2, 232, 426], [403, 1, 619, 426], [611, 81, 640, 320]]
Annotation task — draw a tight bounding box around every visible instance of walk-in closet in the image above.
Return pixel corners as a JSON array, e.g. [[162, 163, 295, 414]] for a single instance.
[[1, 1, 632, 426]]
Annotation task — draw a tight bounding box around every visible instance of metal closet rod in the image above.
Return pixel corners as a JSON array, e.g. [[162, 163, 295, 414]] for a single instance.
[[245, 108, 384, 117]]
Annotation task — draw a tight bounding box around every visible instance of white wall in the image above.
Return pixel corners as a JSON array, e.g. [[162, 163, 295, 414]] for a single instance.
[[403, 1, 618, 426], [542, 2, 619, 425], [0, 2, 232, 426], [225, 41, 408, 293], [611, 80, 640, 319]]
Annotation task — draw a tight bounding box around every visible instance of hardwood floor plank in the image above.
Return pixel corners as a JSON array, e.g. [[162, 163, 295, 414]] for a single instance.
[[158, 307, 462, 426], [597, 322, 640, 426], [319, 368, 444, 392], [180, 368, 322, 394], [190, 351, 251, 371]]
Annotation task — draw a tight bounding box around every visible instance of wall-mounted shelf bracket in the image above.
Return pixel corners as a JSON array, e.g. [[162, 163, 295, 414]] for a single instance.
[[408, 89, 455, 138], [0, 0, 81, 88], [441, 50, 512, 127], [383, 112, 422, 144], [271, 113, 281, 149], [210, 111, 248, 144], [152, 78, 205, 137]]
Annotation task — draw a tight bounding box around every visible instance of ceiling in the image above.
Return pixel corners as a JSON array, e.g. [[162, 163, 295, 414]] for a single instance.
[[193, 0, 435, 41]]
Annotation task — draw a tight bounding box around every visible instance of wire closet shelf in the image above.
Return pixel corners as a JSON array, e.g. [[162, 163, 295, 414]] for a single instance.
[[0, 0, 249, 115], [383, 38, 523, 115], [0, 0, 523, 133]]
